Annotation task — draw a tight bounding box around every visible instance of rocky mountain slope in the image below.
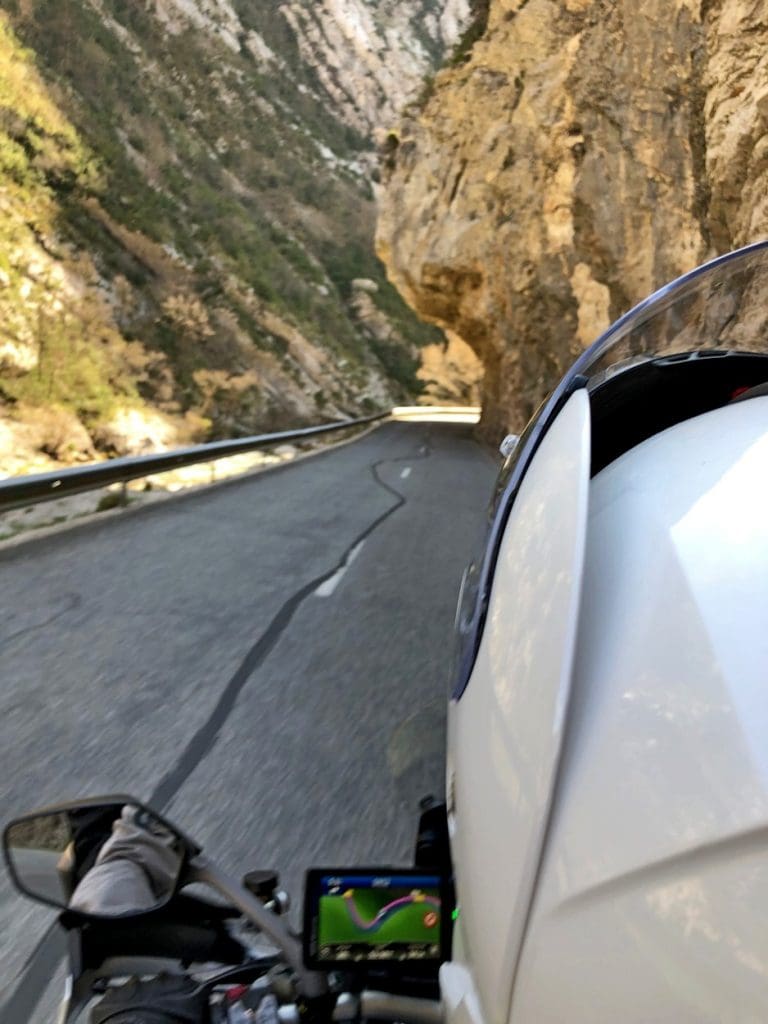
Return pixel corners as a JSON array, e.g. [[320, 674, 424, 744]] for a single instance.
[[0, 0, 469, 471], [377, 0, 768, 439]]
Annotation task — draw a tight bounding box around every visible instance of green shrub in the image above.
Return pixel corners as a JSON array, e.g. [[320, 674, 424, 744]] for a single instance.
[[96, 490, 127, 512]]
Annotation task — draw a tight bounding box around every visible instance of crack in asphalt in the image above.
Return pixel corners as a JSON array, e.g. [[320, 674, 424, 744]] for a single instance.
[[0, 592, 83, 653], [0, 435, 432, 1024]]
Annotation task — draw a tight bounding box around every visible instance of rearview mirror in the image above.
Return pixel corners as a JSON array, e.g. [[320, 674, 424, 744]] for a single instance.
[[3, 797, 192, 918]]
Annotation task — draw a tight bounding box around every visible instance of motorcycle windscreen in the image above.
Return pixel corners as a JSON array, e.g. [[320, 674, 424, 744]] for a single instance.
[[445, 388, 591, 1024]]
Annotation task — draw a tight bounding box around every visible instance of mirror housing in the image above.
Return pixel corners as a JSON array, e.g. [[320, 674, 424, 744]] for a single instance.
[[499, 434, 519, 459], [3, 795, 199, 919]]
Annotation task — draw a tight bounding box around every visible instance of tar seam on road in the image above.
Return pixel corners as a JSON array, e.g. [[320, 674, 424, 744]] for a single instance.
[[0, 435, 432, 1024], [148, 440, 431, 808], [314, 539, 365, 597]]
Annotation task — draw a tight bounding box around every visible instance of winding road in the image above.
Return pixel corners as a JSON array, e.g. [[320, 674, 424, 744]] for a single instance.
[[0, 418, 498, 1022]]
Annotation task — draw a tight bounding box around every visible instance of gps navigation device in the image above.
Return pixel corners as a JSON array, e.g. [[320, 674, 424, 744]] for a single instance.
[[303, 868, 450, 970]]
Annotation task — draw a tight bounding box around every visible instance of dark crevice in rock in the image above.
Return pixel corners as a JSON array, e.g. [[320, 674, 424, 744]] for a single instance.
[[688, 21, 715, 250], [448, 159, 468, 205]]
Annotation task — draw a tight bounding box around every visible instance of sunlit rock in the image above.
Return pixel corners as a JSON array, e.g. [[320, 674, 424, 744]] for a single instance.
[[377, 0, 768, 438]]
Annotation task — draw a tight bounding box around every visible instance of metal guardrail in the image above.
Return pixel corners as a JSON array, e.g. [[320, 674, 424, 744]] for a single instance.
[[0, 412, 390, 514]]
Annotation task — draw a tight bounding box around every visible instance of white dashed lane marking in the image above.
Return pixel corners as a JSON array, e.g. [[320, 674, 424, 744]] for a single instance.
[[314, 540, 366, 598]]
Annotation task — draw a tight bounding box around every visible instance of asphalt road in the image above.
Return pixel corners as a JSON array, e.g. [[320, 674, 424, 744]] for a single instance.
[[0, 419, 498, 1022]]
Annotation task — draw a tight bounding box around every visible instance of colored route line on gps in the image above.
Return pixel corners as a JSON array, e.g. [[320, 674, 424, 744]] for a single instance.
[[342, 891, 440, 933]]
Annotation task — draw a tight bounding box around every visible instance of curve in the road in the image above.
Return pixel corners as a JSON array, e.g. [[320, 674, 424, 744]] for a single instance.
[[0, 431, 434, 1024]]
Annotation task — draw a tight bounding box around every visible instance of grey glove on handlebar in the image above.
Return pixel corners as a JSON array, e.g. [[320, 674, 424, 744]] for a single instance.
[[70, 806, 180, 915]]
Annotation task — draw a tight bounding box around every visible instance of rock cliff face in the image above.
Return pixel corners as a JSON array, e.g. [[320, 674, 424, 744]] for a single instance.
[[377, 0, 768, 439], [280, 0, 470, 137], [0, 0, 468, 470]]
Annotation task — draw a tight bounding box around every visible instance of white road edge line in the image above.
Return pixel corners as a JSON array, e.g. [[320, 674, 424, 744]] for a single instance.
[[400, 467, 412, 479], [314, 539, 366, 598]]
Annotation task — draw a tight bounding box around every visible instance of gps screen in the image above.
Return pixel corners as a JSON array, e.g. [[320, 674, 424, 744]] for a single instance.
[[308, 871, 443, 966]]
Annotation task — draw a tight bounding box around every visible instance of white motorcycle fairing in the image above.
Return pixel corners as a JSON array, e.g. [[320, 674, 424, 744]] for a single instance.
[[444, 388, 592, 1024], [444, 392, 768, 1024], [441, 241, 768, 1024], [509, 396, 768, 1022]]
